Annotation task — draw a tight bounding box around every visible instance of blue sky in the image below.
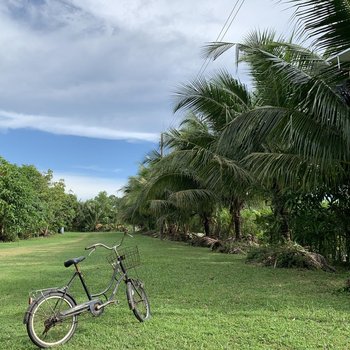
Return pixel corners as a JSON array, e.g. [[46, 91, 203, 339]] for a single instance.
[[0, 129, 154, 198], [0, 0, 293, 199]]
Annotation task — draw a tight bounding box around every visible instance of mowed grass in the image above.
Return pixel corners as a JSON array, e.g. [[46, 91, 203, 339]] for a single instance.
[[1, 232, 350, 350]]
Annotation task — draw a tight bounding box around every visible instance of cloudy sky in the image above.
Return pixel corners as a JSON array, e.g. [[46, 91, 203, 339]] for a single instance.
[[0, 0, 294, 199]]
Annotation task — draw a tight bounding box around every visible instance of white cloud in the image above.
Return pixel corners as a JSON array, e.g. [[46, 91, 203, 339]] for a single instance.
[[72, 165, 122, 173], [54, 172, 126, 200], [0, 1, 298, 199], [0, 109, 158, 142], [0, 0, 294, 140]]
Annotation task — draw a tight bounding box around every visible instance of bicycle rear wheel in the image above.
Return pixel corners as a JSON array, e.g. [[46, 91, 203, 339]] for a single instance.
[[26, 291, 77, 348], [126, 279, 151, 322]]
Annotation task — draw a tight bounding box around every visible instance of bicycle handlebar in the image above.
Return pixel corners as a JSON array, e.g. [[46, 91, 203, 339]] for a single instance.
[[85, 243, 113, 251], [85, 232, 133, 251]]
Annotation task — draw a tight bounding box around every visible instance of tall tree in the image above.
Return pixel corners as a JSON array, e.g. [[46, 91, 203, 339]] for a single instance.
[[171, 71, 255, 239], [203, 27, 350, 240]]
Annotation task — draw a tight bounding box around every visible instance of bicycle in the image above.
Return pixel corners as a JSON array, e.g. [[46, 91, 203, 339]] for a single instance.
[[23, 232, 151, 348]]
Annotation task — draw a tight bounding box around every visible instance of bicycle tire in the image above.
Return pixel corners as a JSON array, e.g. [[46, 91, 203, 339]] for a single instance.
[[26, 291, 78, 348], [126, 279, 151, 322]]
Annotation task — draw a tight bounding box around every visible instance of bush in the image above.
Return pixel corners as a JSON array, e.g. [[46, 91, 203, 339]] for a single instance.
[[246, 242, 335, 271]]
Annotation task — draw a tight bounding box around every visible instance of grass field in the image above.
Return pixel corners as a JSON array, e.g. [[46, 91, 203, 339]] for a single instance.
[[1, 232, 350, 350]]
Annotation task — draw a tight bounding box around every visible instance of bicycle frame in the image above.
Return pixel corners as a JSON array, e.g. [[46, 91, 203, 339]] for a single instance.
[[57, 253, 130, 320]]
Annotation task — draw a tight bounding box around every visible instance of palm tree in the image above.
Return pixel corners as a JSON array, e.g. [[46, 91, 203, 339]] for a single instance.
[[121, 0, 350, 245], [171, 72, 255, 239], [140, 115, 219, 237], [198, 0, 350, 241], [119, 166, 157, 232]]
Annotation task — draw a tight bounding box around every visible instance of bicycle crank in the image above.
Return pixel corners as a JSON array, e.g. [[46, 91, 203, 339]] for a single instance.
[[89, 300, 104, 317]]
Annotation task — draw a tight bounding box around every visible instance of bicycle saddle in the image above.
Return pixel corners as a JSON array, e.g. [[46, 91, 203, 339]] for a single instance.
[[64, 256, 86, 268]]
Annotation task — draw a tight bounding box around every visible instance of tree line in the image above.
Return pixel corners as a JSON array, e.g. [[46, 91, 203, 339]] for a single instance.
[[119, 0, 350, 264], [0, 157, 123, 241]]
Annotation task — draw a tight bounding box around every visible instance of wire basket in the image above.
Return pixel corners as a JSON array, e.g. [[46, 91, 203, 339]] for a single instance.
[[107, 246, 141, 271]]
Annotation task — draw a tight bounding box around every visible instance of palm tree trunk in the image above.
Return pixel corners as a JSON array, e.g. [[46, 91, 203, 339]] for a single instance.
[[279, 206, 290, 241], [271, 183, 291, 242], [202, 214, 210, 236], [229, 198, 244, 240], [159, 219, 164, 240], [233, 209, 242, 240], [0, 225, 5, 241]]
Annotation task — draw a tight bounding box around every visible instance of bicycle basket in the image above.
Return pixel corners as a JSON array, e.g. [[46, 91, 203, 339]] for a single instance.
[[107, 246, 141, 271]]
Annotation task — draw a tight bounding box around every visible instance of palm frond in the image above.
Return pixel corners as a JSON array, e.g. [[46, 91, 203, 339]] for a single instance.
[[156, 147, 253, 193], [243, 152, 345, 189], [173, 71, 251, 130], [218, 106, 290, 157], [202, 41, 236, 61], [168, 189, 216, 209], [164, 120, 215, 151], [143, 172, 201, 201], [148, 199, 176, 215], [212, 70, 252, 108], [143, 149, 162, 166], [226, 37, 350, 149], [288, 0, 350, 54], [281, 110, 349, 162], [249, 47, 349, 132]]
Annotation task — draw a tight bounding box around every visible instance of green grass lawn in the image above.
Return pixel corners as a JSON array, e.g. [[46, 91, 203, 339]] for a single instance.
[[1, 232, 350, 350]]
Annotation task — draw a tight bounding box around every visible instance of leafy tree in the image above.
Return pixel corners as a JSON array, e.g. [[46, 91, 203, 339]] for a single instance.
[[0, 158, 80, 241], [0, 159, 39, 240]]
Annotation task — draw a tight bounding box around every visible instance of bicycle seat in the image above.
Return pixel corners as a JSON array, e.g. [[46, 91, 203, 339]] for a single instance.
[[64, 256, 86, 268]]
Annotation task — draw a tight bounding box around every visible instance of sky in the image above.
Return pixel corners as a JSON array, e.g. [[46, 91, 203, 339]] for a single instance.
[[0, 0, 295, 200]]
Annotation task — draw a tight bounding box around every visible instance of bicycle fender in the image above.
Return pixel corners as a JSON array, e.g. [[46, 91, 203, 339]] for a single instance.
[[23, 304, 32, 324], [126, 279, 144, 310], [23, 290, 77, 325], [126, 281, 135, 310]]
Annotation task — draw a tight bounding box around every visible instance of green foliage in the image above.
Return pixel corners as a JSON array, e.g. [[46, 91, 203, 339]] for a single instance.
[[0, 158, 79, 241], [289, 185, 350, 262], [212, 207, 265, 239], [0, 160, 39, 240], [0, 157, 128, 241], [215, 207, 231, 236], [241, 208, 266, 237], [72, 191, 122, 232]]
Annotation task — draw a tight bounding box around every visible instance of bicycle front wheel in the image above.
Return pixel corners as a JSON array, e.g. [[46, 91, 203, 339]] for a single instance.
[[126, 279, 151, 322], [26, 291, 77, 348]]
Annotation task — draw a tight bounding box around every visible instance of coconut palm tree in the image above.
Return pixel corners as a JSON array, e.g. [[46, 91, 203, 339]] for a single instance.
[[170, 72, 255, 239], [119, 166, 157, 232], [199, 0, 350, 239], [121, 0, 350, 244], [139, 115, 219, 237]]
